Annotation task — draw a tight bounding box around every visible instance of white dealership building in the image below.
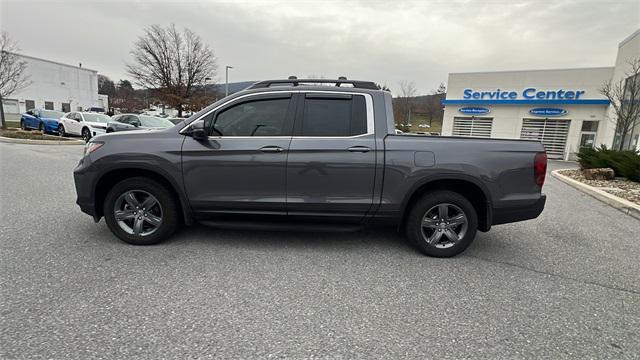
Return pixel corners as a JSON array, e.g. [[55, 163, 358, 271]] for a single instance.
[[1, 53, 107, 120], [442, 29, 639, 160]]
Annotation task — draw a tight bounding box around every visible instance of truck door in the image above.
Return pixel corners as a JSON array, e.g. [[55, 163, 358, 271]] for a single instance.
[[181, 92, 296, 218], [286, 92, 376, 223]]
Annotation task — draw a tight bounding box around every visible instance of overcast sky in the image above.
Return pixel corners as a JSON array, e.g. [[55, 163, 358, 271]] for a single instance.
[[1, 0, 638, 95]]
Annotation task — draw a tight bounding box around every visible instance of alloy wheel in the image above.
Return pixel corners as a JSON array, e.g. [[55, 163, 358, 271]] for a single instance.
[[113, 190, 163, 236], [82, 129, 91, 142], [420, 203, 468, 248]]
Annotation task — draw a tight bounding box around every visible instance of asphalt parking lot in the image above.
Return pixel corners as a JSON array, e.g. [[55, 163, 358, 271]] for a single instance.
[[1, 142, 639, 359]]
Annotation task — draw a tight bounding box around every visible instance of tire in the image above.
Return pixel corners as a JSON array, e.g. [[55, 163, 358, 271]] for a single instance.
[[405, 190, 478, 257], [58, 124, 66, 137], [82, 127, 91, 143], [38, 122, 44, 132], [103, 177, 179, 245], [20, 121, 26, 130], [106, 128, 113, 133]]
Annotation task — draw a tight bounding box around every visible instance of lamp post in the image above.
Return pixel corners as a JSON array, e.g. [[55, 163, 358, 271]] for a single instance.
[[204, 77, 212, 98], [225, 66, 234, 97]]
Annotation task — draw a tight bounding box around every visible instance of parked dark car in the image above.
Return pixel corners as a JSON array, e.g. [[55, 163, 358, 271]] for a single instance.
[[74, 78, 547, 257], [20, 109, 65, 134], [106, 114, 175, 133]]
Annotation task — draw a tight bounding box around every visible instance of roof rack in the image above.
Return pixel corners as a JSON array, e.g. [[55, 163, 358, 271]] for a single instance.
[[247, 78, 379, 90]]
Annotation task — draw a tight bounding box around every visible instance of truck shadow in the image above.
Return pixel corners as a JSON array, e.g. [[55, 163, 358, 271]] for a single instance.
[[164, 223, 420, 255]]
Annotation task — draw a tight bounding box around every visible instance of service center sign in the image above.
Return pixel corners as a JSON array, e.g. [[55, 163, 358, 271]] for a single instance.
[[463, 88, 586, 100]]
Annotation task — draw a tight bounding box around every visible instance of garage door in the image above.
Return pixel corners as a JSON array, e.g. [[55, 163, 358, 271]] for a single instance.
[[452, 117, 493, 138], [520, 118, 571, 159]]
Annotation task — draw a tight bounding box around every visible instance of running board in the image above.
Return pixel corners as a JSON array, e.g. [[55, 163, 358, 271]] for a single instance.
[[199, 220, 363, 233]]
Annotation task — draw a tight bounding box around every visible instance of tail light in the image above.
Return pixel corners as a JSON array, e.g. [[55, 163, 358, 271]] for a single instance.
[[534, 152, 547, 187]]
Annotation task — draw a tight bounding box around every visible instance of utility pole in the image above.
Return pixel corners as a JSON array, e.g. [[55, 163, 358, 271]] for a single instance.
[[225, 66, 233, 97]]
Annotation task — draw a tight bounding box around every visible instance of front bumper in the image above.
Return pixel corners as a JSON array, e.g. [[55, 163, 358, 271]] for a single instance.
[[90, 128, 106, 137], [73, 156, 100, 221], [492, 194, 546, 225]]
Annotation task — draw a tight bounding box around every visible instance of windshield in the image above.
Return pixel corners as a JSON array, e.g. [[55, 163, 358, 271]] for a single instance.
[[82, 113, 111, 123], [40, 110, 65, 119], [139, 115, 174, 128]]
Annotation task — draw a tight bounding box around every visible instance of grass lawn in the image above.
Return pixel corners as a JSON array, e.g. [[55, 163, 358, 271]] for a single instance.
[[0, 128, 74, 141]]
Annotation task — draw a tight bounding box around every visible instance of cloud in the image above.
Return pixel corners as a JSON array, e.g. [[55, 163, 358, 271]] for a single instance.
[[1, 0, 638, 95]]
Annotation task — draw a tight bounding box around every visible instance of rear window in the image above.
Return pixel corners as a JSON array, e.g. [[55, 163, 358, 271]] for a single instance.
[[300, 94, 367, 136]]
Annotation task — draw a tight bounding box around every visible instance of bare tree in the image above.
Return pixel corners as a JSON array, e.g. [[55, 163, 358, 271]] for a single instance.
[[126, 24, 217, 117], [601, 58, 640, 150], [424, 82, 446, 126], [432, 82, 446, 95], [0, 32, 31, 129], [396, 80, 417, 130]]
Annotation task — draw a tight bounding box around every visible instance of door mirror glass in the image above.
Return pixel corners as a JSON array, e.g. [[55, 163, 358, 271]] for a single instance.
[[186, 120, 207, 141]]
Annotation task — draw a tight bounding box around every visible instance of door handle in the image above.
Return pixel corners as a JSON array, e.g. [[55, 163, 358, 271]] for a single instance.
[[259, 146, 285, 153], [347, 146, 371, 153]]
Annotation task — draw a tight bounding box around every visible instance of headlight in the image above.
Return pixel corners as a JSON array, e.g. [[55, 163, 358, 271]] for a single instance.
[[84, 141, 104, 156]]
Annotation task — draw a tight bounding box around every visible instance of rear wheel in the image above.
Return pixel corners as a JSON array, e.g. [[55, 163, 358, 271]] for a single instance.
[[82, 127, 91, 142], [405, 190, 478, 257], [103, 177, 179, 245]]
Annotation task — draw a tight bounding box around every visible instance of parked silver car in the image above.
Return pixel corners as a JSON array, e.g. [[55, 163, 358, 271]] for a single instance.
[[106, 114, 175, 133]]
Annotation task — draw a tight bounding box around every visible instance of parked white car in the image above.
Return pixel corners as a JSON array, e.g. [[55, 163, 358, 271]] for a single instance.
[[58, 112, 111, 142]]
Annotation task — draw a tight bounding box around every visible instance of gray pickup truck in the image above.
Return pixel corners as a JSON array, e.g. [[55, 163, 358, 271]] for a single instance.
[[74, 79, 547, 257]]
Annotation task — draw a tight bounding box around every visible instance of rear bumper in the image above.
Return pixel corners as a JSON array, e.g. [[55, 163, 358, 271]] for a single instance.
[[492, 194, 546, 225]]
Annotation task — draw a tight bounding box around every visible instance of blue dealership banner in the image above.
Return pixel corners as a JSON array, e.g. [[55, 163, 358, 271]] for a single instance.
[[458, 107, 490, 115], [529, 108, 568, 117]]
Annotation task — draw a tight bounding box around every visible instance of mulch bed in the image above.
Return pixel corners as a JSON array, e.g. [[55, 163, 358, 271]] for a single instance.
[[558, 169, 640, 206], [0, 128, 73, 141]]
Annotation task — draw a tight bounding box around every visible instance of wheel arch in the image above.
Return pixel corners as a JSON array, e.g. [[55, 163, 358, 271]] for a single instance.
[[400, 175, 492, 232], [93, 167, 193, 226]]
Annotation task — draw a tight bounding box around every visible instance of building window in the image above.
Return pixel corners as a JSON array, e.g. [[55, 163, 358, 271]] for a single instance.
[[44, 101, 54, 110], [452, 117, 493, 137], [62, 103, 71, 112], [25, 100, 35, 110], [581, 120, 599, 132]]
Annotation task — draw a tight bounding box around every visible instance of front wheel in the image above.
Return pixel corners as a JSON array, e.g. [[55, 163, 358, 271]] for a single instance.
[[58, 124, 66, 137], [103, 177, 179, 245], [20, 121, 26, 130], [405, 190, 478, 257], [82, 127, 91, 143], [38, 122, 44, 133]]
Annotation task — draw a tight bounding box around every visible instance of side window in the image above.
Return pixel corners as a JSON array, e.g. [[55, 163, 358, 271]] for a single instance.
[[25, 100, 35, 110], [210, 98, 290, 136], [44, 101, 54, 110], [300, 94, 367, 136], [129, 115, 141, 126]]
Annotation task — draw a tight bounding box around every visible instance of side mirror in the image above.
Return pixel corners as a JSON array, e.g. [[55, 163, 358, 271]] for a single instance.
[[185, 120, 208, 141]]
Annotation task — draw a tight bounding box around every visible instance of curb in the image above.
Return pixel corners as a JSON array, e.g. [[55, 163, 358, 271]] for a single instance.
[[0, 135, 84, 145], [551, 169, 640, 220]]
